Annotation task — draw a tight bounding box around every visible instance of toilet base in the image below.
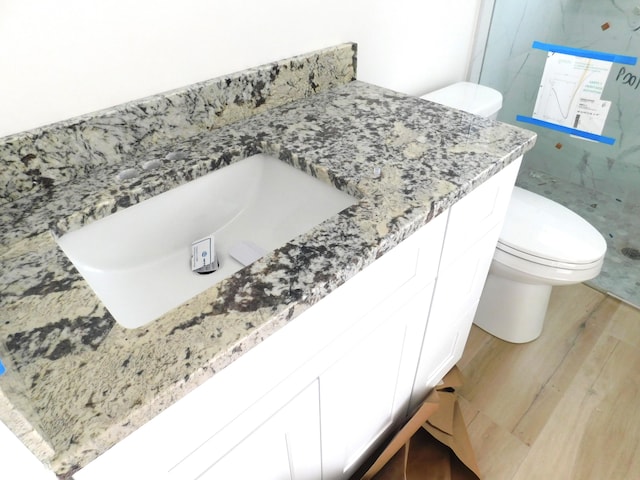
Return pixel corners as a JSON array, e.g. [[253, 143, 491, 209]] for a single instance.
[[473, 271, 552, 343]]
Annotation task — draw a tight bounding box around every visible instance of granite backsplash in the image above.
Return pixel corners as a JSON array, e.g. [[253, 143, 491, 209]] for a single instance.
[[0, 43, 357, 206]]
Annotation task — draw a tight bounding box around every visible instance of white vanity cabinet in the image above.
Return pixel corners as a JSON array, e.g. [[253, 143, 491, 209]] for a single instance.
[[73, 159, 521, 480]]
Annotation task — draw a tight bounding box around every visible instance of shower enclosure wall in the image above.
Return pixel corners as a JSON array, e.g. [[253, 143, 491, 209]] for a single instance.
[[477, 0, 640, 306]]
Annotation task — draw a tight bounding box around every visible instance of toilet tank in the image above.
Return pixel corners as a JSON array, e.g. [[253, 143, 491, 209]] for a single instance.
[[420, 81, 502, 119]]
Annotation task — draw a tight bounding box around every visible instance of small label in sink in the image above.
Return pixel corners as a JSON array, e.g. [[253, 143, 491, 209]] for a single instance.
[[191, 235, 217, 272]]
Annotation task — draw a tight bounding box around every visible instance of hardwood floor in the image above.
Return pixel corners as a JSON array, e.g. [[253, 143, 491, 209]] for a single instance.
[[458, 283, 640, 480]]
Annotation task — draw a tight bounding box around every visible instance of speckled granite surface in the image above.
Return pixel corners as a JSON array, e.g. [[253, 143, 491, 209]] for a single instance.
[[0, 43, 356, 206], [0, 44, 536, 478]]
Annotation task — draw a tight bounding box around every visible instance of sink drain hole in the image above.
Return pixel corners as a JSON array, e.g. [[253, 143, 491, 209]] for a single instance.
[[621, 247, 640, 260]]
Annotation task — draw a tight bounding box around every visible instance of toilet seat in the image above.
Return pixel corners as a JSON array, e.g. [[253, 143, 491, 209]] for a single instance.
[[492, 245, 604, 286], [497, 186, 606, 268], [496, 242, 604, 271]]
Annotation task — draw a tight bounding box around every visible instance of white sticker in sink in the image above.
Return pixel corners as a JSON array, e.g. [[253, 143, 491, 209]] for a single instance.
[[229, 241, 267, 266]]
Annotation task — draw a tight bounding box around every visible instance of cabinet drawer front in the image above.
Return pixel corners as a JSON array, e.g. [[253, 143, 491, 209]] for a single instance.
[[440, 157, 521, 268]]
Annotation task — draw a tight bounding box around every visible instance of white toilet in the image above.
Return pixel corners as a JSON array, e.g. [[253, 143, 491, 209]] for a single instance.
[[421, 82, 607, 343]]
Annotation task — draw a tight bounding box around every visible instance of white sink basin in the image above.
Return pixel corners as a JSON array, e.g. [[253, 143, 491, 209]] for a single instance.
[[56, 153, 357, 328]]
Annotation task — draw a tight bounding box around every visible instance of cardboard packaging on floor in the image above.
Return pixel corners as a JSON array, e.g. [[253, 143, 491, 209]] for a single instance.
[[355, 366, 481, 480]]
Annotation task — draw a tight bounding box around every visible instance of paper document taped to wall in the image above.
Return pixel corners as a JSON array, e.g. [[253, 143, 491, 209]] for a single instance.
[[532, 51, 612, 138], [517, 42, 637, 145]]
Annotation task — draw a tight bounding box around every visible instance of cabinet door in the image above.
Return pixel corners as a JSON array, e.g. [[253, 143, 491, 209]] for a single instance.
[[408, 157, 521, 410], [170, 380, 321, 480], [410, 226, 500, 410], [319, 283, 435, 480]]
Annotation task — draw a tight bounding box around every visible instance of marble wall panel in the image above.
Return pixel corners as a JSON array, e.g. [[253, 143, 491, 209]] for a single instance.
[[480, 0, 640, 305]]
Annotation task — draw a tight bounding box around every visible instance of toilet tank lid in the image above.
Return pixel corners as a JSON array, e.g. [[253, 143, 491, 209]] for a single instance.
[[499, 187, 607, 265], [420, 82, 502, 118]]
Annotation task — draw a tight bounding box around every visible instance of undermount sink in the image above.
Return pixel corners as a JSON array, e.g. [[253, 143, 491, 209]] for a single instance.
[[56, 153, 357, 328]]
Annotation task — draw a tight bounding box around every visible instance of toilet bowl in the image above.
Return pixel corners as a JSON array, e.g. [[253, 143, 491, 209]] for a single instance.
[[473, 185, 606, 343], [421, 82, 607, 343]]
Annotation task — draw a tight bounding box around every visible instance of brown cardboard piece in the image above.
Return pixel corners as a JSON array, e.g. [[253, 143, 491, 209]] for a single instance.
[[356, 366, 481, 480]]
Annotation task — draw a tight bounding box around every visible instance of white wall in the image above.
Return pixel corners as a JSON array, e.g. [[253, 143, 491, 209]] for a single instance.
[[0, 0, 482, 138]]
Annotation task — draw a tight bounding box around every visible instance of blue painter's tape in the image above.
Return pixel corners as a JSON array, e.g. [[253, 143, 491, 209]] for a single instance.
[[532, 41, 637, 65], [516, 115, 616, 145], [0, 359, 5, 376]]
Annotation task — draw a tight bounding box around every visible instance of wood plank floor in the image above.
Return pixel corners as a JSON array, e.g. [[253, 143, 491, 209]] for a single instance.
[[458, 283, 640, 480]]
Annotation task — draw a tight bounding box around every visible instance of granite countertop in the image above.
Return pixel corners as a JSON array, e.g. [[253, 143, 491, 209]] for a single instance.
[[0, 45, 536, 478]]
